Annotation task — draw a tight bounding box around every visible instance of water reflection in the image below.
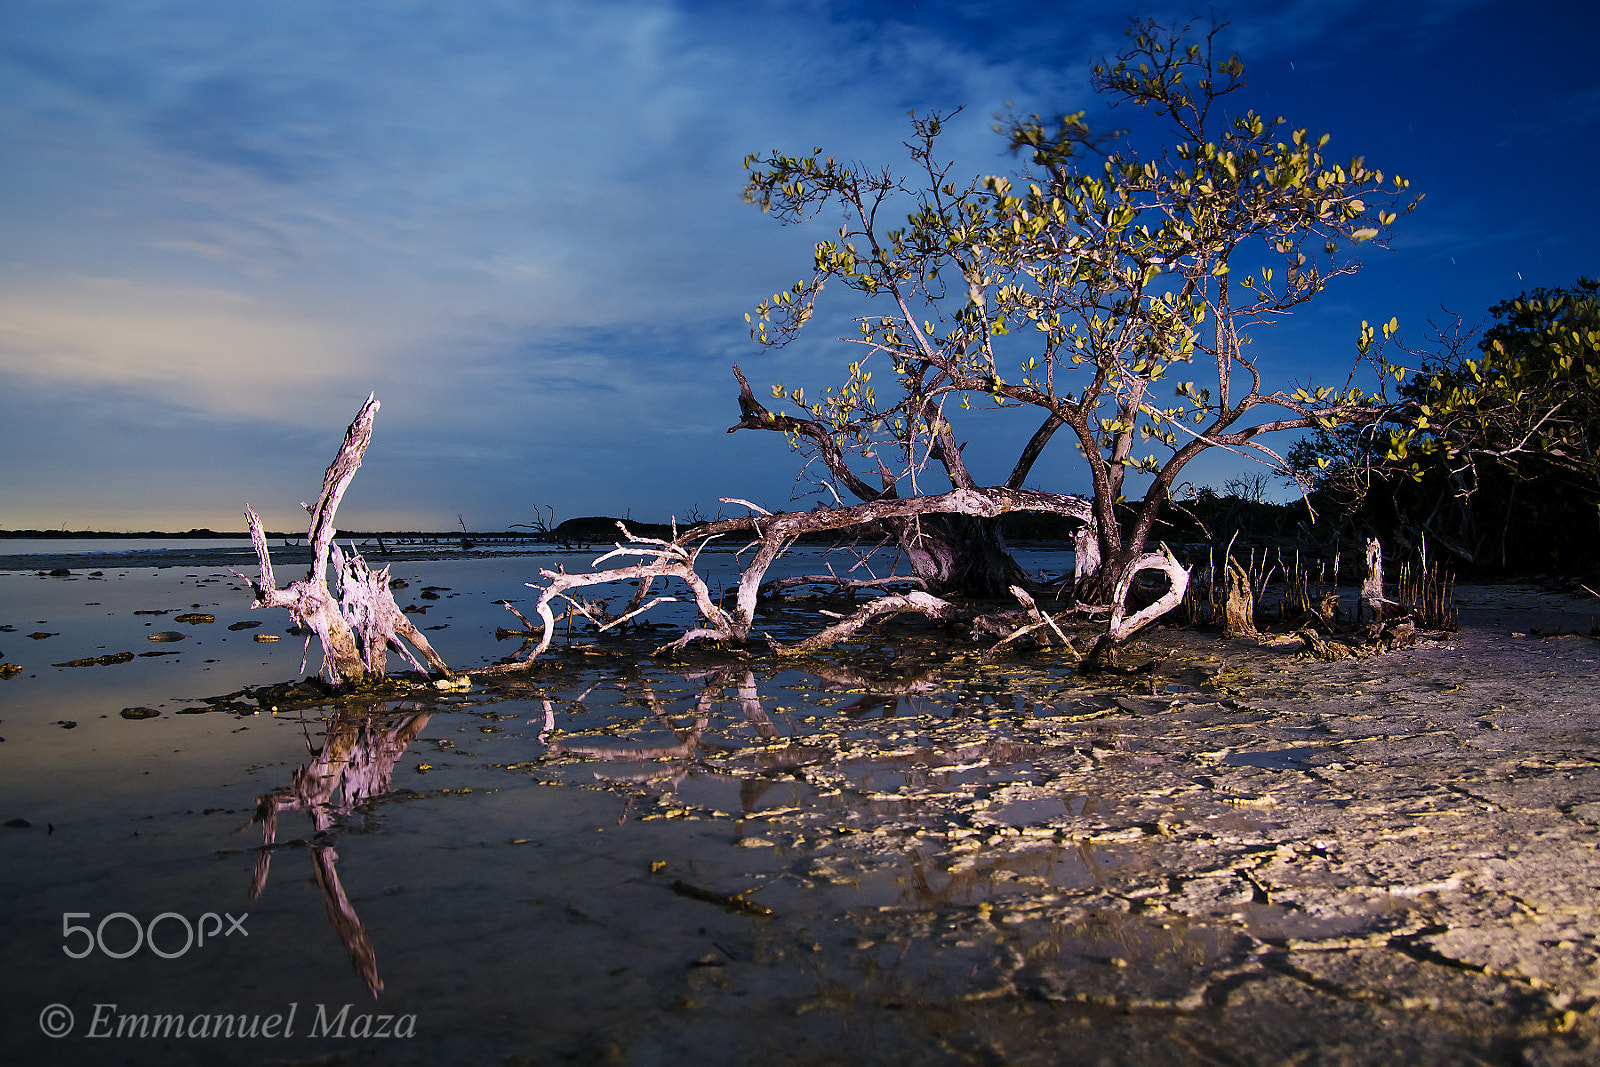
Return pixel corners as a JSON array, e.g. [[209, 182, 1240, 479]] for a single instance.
[[900, 838, 1110, 906], [216, 644, 1300, 1034], [537, 664, 1069, 833], [249, 702, 431, 998]]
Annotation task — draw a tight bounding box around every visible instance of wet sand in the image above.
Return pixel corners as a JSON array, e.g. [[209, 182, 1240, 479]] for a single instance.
[[2, 569, 1598, 1064]]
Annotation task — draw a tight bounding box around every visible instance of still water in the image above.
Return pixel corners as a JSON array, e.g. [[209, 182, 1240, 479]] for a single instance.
[[7, 543, 1194, 1065]]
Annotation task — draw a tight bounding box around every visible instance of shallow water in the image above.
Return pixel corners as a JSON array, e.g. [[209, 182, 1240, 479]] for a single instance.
[[1, 545, 1087, 1063], [4, 552, 1599, 1064]]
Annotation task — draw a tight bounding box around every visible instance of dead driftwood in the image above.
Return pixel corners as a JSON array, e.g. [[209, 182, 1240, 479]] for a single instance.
[[481, 500, 1188, 671], [243, 399, 1192, 675], [1084, 544, 1191, 668], [234, 395, 451, 687], [1293, 614, 1416, 661], [1222, 555, 1257, 639], [1359, 536, 1404, 624]]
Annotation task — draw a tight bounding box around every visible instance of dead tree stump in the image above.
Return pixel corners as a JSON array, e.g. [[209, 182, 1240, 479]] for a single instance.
[[1360, 537, 1402, 625], [236, 395, 451, 686], [1222, 555, 1256, 638], [1084, 544, 1190, 668]]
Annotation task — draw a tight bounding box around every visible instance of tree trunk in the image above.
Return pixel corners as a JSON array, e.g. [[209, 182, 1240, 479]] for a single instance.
[[724, 364, 1073, 600], [332, 542, 451, 677], [885, 513, 1029, 599]]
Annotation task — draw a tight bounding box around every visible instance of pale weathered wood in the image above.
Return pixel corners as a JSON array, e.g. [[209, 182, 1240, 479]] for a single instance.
[[979, 586, 1077, 663], [1086, 544, 1192, 667], [764, 591, 962, 656], [1360, 536, 1403, 623], [1222, 555, 1257, 638], [1073, 522, 1102, 587], [485, 485, 1191, 667], [331, 542, 451, 677], [235, 395, 451, 686]]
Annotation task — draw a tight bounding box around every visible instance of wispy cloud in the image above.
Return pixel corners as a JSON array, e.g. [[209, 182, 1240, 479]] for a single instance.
[[0, 1, 1091, 428], [0, 276, 402, 423]]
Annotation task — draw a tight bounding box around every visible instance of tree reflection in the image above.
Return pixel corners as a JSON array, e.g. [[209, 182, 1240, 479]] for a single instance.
[[540, 665, 1056, 817], [250, 702, 430, 998]]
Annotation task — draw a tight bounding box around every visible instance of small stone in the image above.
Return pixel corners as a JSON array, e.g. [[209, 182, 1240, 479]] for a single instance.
[[120, 707, 161, 720], [253, 633, 281, 643], [147, 631, 187, 642], [173, 613, 214, 624]]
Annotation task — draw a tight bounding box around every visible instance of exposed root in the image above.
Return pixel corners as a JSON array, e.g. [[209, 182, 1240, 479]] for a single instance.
[[765, 591, 962, 656]]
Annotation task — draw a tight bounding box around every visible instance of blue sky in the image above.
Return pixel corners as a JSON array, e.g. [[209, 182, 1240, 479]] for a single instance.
[[2, 0, 1595, 532]]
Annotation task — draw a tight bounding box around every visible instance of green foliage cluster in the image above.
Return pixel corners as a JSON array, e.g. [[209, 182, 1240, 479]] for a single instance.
[[1394, 280, 1600, 479]]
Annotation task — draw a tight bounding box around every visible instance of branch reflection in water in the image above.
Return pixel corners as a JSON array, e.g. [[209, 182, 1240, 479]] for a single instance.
[[537, 663, 1049, 808], [249, 702, 431, 998]]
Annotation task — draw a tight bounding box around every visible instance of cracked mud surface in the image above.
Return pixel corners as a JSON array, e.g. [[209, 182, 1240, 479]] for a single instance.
[[507, 584, 1600, 1064]]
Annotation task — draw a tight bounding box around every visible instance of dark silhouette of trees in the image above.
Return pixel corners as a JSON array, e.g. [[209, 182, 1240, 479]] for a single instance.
[[1289, 279, 1600, 573]]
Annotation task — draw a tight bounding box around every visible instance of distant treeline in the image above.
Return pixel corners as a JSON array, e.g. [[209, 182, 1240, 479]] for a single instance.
[[0, 527, 548, 540], [0, 528, 256, 539], [0, 523, 680, 542], [1140, 487, 1599, 581], [10, 493, 1591, 579]]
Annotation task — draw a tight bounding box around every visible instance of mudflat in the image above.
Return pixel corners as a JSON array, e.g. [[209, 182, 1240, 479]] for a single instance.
[[550, 582, 1600, 1064], [706, 583, 1600, 1063], [3, 572, 1598, 1064]]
